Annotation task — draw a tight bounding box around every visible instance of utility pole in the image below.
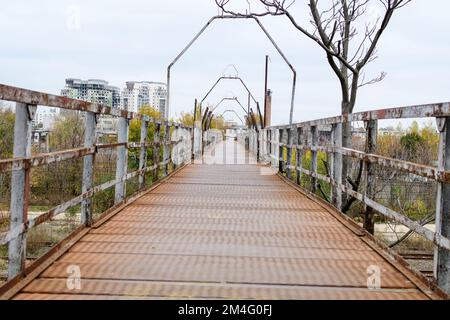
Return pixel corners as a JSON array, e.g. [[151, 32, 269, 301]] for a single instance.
[[264, 55, 271, 128]]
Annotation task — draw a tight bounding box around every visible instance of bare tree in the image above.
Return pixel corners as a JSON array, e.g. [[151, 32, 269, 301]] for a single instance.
[[216, 0, 410, 208]]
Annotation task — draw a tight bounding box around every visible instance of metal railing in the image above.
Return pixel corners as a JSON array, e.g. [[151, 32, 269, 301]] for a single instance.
[[0, 83, 197, 280], [247, 101, 450, 293]]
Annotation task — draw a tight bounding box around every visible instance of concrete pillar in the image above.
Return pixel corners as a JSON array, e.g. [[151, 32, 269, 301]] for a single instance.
[[311, 126, 318, 193], [332, 123, 343, 211], [286, 128, 293, 180], [114, 117, 129, 204], [8, 103, 36, 279], [81, 112, 96, 226], [138, 119, 148, 189], [296, 127, 303, 186], [435, 117, 450, 294], [363, 120, 378, 234], [153, 123, 161, 182]]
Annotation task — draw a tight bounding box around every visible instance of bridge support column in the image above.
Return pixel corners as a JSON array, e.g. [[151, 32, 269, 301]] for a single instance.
[[435, 117, 450, 294], [296, 127, 304, 186], [8, 103, 36, 279], [331, 123, 342, 211], [81, 112, 96, 226], [138, 119, 149, 189], [310, 126, 318, 194], [115, 117, 129, 204]]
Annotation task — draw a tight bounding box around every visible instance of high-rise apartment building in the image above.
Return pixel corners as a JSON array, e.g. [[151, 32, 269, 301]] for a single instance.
[[61, 78, 121, 134], [121, 81, 167, 117], [61, 78, 121, 109]]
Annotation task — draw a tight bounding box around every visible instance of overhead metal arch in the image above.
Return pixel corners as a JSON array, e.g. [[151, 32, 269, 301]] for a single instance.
[[219, 109, 244, 125], [167, 15, 297, 125], [199, 76, 262, 127], [200, 76, 257, 107], [211, 97, 248, 114]]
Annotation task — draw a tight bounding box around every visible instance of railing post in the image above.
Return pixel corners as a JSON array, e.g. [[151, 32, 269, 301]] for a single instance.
[[296, 127, 303, 186], [8, 102, 35, 279], [173, 125, 179, 170], [114, 117, 129, 204], [278, 129, 284, 174], [162, 122, 169, 177], [332, 123, 343, 210], [435, 117, 450, 294], [311, 125, 318, 193], [81, 112, 96, 226], [286, 127, 293, 180], [362, 120, 378, 234], [272, 129, 276, 169], [256, 129, 260, 162], [153, 122, 161, 182], [138, 119, 149, 189]]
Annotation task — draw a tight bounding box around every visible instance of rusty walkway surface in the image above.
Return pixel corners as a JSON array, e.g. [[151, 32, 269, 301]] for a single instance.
[[12, 140, 436, 299]]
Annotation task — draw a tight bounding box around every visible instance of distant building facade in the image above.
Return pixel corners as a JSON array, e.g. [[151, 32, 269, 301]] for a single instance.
[[33, 107, 58, 130], [121, 81, 167, 117], [61, 78, 121, 109], [61, 78, 121, 134]]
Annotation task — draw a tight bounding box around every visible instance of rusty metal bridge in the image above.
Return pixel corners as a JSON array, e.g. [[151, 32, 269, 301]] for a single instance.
[[0, 84, 449, 300]]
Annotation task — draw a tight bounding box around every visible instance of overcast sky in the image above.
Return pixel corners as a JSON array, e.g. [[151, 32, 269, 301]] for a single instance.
[[0, 0, 449, 125]]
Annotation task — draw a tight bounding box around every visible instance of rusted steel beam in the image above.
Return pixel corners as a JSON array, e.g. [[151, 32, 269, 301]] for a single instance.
[[0, 83, 131, 118], [0, 147, 96, 173], [268, 102, 450, 130], [296, 163, 450, 251], [0, 84, 191, 128], [0, 161, 167, 247], [278, 143, 450, 184]]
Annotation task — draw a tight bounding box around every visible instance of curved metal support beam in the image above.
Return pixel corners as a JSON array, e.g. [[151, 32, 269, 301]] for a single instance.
[[211, 97, 248, 114], [200, 76, 257, 106], [219, 109, 244, 125], [167, 15, 297, 124]]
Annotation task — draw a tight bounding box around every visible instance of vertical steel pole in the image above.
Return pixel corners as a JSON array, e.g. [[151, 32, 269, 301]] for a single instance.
[[264, 55, 269, 128], [296, 127, 303, 186], [81, 112, 96, 226], [138, 119, 149, 189], [114, 117, 129, 204], [435, 117, 450, 294], [311, 126, 318, 193], [332, 123, 343, 211], [192, 99, 197, 162], [8, 103, 35, 279]]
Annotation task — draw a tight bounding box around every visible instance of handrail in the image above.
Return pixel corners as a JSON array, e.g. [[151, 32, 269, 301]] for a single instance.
[[0, 83, 197, 280], [246, 100, 450, 293]]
